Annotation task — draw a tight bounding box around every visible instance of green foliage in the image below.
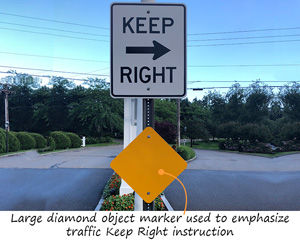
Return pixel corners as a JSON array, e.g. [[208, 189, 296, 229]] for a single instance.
[[30, 133, 47, 149], [101, 194, 135, 211], [239, 124, 271, 143], [0, 129, 6, 153], [16, 132, 36, 150], [8, 132, 21, 152], [65, 132, 82, 148], [155, 121, 177, 144], [86, 136, 114, 144], [177, 145, 196, 160], [102, 173, 122, 199], [280, 122, 300, 141], [155, 99, 177, 124], [50, 131, 71, 150], [217, 122, 240, 141], [47, 137, 56, 151]]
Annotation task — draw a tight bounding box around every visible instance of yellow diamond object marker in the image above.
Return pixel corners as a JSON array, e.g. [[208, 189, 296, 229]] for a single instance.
[[110, 127, 187, 203]]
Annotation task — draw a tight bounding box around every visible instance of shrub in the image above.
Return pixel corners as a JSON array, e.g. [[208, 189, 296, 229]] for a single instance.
[[65, 132, 82, 148], [177, 145, 196, 160], [280, 122, 300, 141], [155, 121, 177, 144], [86, 136, 113, 145], [0, 129, 6, 153], [16, 132, 36, 150], [51, 131, 71, 150], [101, 193, 134, 211], [30, 133, 47, 149], [239, 124, 271, 143], [102, 173, 122, 199], [47, 137, 56, 151], [105, 136, 113, 143], [217, 122, 240, 141], [8, 132, 20, 152]]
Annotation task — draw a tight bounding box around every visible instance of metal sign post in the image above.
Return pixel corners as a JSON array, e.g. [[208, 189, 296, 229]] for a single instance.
[[111, 0, 186, 211]]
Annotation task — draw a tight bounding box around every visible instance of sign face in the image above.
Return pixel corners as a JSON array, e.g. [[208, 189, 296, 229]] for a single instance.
[[110, 127, 187, 203], [111, 3, 186, 98]]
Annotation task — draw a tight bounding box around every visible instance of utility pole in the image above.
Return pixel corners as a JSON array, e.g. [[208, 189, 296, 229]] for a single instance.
[[0, 84, 15, 153]]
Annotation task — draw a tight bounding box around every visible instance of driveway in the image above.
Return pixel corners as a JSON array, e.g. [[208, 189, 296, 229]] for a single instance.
[[165, 149, 300, 211], [0, 145, 123, 169], [0, 145, 122, 210]]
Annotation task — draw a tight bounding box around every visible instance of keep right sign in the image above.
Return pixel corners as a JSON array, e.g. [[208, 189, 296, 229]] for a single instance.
[[111, 3, 186, 98]]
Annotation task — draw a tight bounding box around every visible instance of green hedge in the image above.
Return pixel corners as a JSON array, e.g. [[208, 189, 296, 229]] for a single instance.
[[0, 129, 6, 153], [177, 145, 196, 161], [16, 132, 36, 150], [51, 131, 71, 150], [8, 132, 20, 152], [47, 136, 56, 151], [30, 133, 47, 149], [65, 132, 82, 148]]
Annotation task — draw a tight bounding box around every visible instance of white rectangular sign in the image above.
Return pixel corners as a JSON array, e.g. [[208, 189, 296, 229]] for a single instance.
[[111, 3, 186, 98]]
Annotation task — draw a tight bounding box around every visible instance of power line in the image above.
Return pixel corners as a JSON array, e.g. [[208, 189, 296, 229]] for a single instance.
[[187, 33, 300, 42], [0, 51, 109, 63], [0, 26, 109, 42], [188, 26, 300, 36], [0, 21, 110, 37], [0, 11, 109, 30], [188, 86, 286, 90], [188, 80, 300, 83], [188, 64, 300, 67], [188, 39, 300, 47], [0, 65, 110, 77], [0, 71, 109, 83]]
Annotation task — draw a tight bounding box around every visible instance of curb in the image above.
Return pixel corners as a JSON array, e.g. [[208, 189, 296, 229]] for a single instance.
[[95, 196, 105, 211], [161, 194, 174, 211], [186, 155, 197, 163]]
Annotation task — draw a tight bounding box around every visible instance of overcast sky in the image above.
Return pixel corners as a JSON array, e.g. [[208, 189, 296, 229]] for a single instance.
[[1, 0, 300, 100]]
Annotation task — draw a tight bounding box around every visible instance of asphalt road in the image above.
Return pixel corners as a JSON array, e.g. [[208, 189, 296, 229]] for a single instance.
[[0, 146, 122, 211], [165, 169, 300, 211], [2, 145, 300, 211], [0, 168, 113, 210]]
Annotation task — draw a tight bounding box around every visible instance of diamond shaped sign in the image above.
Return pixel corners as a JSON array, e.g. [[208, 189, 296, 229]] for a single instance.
[[110, 127, 187, 203]]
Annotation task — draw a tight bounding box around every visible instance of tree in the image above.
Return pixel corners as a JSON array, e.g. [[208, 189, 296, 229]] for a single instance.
[[225, 83, 246, 122], [279, 82, 300, 122], [241, 82, 273, 124], [218, 122, 240, 141], [184, 118, 209, 147], [154, 99, 176, 124], [155, 121, 176, 144], [239, 124, 271, 143]]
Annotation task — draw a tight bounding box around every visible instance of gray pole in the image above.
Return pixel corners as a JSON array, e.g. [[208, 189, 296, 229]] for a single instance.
[[141, 0, 155, 211]]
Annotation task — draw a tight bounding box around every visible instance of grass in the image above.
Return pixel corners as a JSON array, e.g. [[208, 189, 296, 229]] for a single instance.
[[192, 141, 219, 150], [38, 141, 120, 154], [86, 141, 120, 147]]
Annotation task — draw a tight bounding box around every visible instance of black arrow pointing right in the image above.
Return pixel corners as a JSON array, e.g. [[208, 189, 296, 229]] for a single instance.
[[126, 40, 170, 60]]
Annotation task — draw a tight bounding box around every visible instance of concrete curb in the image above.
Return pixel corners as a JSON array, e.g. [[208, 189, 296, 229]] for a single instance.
[[161, 194, 174, 211], [186, 155, 197, 163], [95, 196, 105, 211]]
